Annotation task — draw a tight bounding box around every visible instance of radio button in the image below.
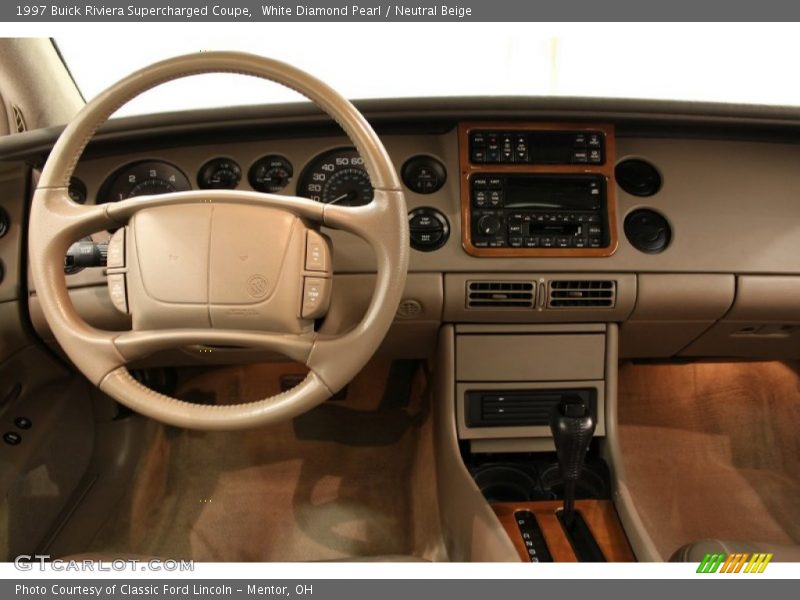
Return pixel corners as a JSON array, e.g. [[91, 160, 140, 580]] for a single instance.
[[574, 133, 588, 147], [589, 149, 602, 163], [588, 133, 603, 148], [575, 238, 587, 248], [589, 237, 602, 248], [588, 225, 603, 236], [509, 236, 524, 247], [473, 190, 488, 207], [524, 237, 539, 248], [556, 236, 571, 248], [472, 177, 488, 190], [488, 190, 503, 207], [488, 177, 503, 190], [471, 132, 487, 146], [572, 150, 589, 164], [508, 223, 523, 235], [541, 236, 555, 248]]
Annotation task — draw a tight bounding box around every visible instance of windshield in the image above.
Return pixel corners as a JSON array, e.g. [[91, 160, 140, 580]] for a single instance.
[[56, 23, 799, 117]]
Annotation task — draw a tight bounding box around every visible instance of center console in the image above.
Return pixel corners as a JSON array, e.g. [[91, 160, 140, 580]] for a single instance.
[[429, 122, 633, 563], [459, 122, 618, 257]]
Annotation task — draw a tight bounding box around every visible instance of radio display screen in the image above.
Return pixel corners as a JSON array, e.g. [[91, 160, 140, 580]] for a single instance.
[[504, 175, 604, 211]]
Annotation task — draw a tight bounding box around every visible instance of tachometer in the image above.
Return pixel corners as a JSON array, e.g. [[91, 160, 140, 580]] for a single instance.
[[98, 160, 191, 203], [297, 148, 374, 206]]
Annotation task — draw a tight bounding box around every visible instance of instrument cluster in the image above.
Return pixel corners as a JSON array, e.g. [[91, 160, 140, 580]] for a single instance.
[[91, 147, 384, 206]]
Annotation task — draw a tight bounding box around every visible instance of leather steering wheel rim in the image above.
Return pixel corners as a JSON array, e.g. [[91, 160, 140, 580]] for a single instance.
[[29, 52, 409, 430]]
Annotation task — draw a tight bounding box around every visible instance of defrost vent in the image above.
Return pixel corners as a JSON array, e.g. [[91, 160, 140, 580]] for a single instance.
[[548, 280, 616, 308], [466, 281, 536, 309]]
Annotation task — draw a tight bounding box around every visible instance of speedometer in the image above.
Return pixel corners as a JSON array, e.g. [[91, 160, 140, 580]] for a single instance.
[[297, 148, 374, 206]]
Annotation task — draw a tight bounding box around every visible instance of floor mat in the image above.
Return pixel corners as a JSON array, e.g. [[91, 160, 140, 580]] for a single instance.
[[618, 361, 800, 560], [86, 360, 445, 562]]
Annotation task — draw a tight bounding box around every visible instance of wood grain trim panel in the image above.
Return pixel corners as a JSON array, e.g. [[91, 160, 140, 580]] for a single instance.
[[493, 500, 635, 562], [459, 122, 619, 258]]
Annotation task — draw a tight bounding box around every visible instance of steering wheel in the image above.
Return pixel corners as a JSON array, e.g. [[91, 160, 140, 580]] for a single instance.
[[29, 52, 409, 430]]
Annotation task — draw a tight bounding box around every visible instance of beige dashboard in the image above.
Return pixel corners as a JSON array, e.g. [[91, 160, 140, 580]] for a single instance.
[[4, 104, 800, 364]]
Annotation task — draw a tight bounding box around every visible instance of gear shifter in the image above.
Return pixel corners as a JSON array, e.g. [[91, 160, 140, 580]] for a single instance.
[[549, 395, 596, 527]]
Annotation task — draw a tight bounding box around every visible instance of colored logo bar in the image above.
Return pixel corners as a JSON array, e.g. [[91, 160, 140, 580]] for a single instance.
[[697, 552, 773, 573]]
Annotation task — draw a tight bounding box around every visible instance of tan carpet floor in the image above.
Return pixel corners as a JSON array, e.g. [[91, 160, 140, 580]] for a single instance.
[[618, 361, 800, 560], [86, 360, 445, 562]]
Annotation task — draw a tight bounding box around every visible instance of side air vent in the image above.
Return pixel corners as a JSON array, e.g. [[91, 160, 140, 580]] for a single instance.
[[548, 280, 616, 308], [11, 104, 27, 134], [466, 281, 536, 309]]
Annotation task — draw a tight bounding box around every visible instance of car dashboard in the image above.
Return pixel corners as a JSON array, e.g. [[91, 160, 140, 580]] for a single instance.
[[2, 96, 800, 366]]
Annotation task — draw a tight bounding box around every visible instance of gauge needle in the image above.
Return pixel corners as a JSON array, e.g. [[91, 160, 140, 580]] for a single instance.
[[328, 193, 352, 205]]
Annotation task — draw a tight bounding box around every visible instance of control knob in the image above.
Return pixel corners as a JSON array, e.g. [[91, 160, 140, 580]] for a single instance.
[[477, 214, 502, 236]]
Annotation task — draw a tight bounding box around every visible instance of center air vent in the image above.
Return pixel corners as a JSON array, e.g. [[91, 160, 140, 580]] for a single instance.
[[548, 280, 616, 308], [467, 281, 536, 309]]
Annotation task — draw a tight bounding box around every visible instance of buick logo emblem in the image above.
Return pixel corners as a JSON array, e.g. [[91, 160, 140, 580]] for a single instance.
[[246, 275, 269, 299]]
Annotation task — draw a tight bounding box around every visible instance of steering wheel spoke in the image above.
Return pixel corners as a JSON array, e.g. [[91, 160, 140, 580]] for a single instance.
[[105, 189, 326, 225], [112, 329, 316, 364], [322, 189, 400, 241], [33, 187, 118, 242]]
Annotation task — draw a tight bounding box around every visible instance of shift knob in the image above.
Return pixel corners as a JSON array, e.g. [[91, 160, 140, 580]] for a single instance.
[[549, 396, 596, 525]]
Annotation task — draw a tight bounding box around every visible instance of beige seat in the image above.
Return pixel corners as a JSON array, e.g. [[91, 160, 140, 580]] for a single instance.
[[671, 539, 800, 562]]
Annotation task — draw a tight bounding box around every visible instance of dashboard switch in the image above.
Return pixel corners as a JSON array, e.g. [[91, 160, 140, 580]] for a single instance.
[[401, 156, 446, 194], [305, 230, 330, 273], [107, 273, 128, 313], [107, 229, 125, 268], [301, 276, 331, 319], [408, 207, 450, 252]]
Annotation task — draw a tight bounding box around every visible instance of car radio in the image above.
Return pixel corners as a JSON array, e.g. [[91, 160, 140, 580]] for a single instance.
[[459, 122, 618, 257], [470, 174, 607, 249]]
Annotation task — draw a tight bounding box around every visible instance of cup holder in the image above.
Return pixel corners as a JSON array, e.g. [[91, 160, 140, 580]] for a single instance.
[[472, 463, 540, 503], [538, 463, 607, 499], [471, 459, 610, 503]]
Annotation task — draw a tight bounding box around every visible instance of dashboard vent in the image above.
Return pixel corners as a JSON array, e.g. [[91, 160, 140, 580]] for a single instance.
[[467, 281, 536, 309], [548, 280, 616, 308]]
